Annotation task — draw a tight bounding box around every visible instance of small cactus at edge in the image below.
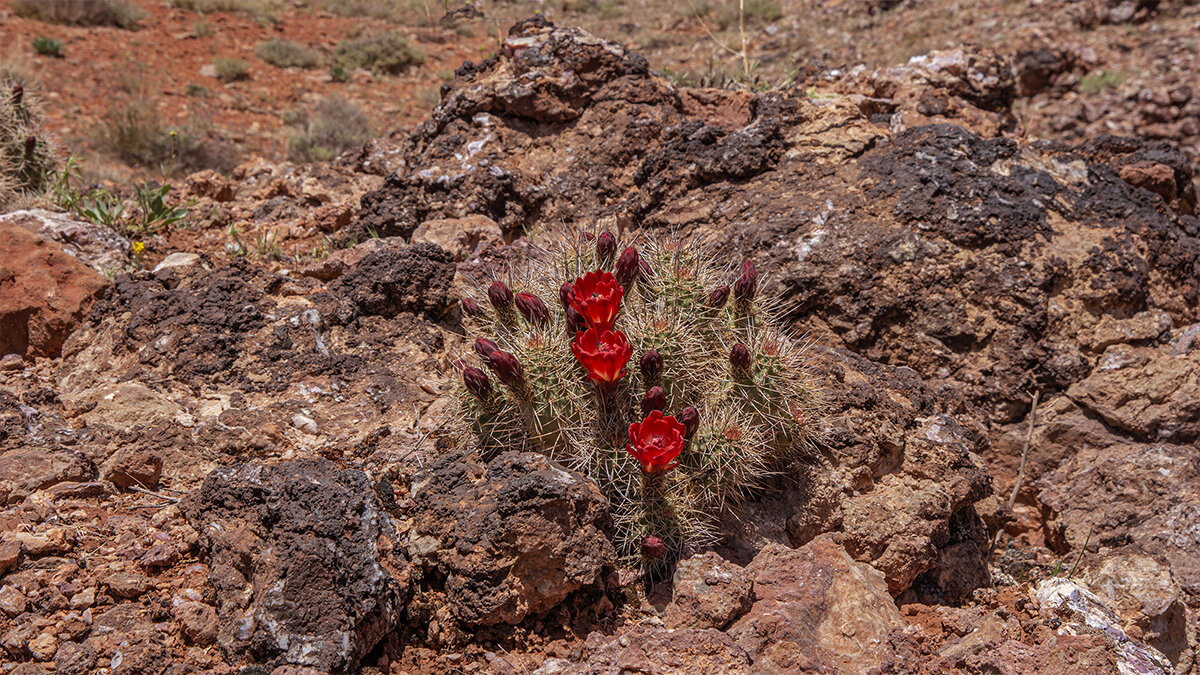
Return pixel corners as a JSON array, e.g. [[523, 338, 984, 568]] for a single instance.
[[456, 230, 821, 570]]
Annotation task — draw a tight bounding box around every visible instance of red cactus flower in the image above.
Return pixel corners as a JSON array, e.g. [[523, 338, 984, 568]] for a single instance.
[[515, 292, 550, 325], [626, 410, 685, 474], [565, 305, 586, 334], [571, 328, 632, 385], [568, 270, 624, 332], [641, 535, 666, 560]]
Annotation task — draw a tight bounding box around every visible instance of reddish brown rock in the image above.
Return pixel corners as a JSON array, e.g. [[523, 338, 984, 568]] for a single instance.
[[664, 552, 753, 630], [0, 222, 109, 358], [0, 447, 95, 505], [537, 627, 751, 675]]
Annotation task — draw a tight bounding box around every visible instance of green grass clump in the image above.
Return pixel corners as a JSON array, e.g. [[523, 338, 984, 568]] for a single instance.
[[213, 57, 250, 83], [334, 31, 425, 75], [458, 232, 822, 572], [1078, 69, 1129, 95], [32, 37, 65, 58], [288, 96, 372, 162], [255, 38, 324, 69], [12, 0, 146, 29]]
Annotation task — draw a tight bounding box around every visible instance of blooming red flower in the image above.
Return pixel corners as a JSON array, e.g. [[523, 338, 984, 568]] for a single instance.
[[570, 328, 632, 385], [568, 270, 624, 331], [626, 410, 685, 474]]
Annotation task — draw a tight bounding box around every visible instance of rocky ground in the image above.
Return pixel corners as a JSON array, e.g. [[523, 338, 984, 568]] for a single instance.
[[2, 4, 1200, 675]]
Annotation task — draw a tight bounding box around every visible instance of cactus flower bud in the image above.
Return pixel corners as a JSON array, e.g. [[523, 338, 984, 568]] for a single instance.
[[730, 344, 751, 373], [640, 535, 666, 560], [486, 350, 525, 389], [597, 231, 617, 264], [733, 260, 758, 301], [638, 259, 652, 283], [515, 292, 550, 325], [559, 282, 574, 310], [23, 136, 36, 158], [488, 280, 513, 309], [641, 386, 666, 415], [678, 406, 699, 440], [579, 231, 596, 242], [461, 297, 484, 318], [11, 84, 22, 105], [473, 337, 500, 364], [462, 366, 492, 400], [639, 349, 662, 382], [565, 305, 586, 334], [708, 285, 730, 308], [614, 246, 640, 286]]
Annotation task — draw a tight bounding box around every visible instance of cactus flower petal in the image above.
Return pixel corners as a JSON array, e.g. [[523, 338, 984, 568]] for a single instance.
[[570, 328, 632, 385], [568, 270, 624, 332], [626, 410, 685, 474]]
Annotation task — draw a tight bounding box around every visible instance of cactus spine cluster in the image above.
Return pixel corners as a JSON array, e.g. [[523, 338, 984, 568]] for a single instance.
[[458, 231, 821, 568], [0, 77, 60, 210]]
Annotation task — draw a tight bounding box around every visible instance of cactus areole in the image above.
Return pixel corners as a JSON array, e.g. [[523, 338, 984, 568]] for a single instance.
[[457, 232, 820, 566]]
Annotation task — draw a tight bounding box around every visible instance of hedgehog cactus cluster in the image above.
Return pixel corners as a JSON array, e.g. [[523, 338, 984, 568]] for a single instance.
[[457, 231, 820, 567], [0, 81, 59, 209]]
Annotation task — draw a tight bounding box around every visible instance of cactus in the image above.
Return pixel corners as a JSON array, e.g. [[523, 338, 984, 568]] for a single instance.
[[456, 231, 821, 571], [0, 73, 61, 210]]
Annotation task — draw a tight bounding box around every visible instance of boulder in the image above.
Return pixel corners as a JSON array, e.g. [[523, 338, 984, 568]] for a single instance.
[[182, 459, 407, 672], [407, 451, 616, 626], [664, 552, 753, 630], [536, 627, 751, 674]]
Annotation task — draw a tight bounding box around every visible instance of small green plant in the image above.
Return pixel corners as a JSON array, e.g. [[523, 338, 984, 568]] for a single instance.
[[225, 222, 247, 257], [329, 64, 350, 83], [74, 189, 126, 228], [288, 96, 372, 162], [166, 0, 276, 14], [32, 37, 65, 58], [1078, 69, 1129, 95], [193, 20, 213, 36], [334, 31, 425, 75], [213, 57, 250, 83], [185, 83, 209, 97], [130, 182, 190, 234], [457, 232, 821, 571], [255, 229, 281, 259], [12, 0, 146, 29], [255, 38, 324, 69]]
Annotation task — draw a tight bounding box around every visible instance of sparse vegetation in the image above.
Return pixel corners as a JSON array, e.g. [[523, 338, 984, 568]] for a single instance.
[[95, 91, 240, 175], [11, 0, 147, 29], [288, 96, 373, 162], [33, 37, 65, 58], [166, 0, 276, 14], [312, 0, 436, 25], [255, 39, 324, 69], [213, 57, 251, 82], [334, 31, 425, 75], [0, 70, 62, 209], [1078, 69, 1129, 94]]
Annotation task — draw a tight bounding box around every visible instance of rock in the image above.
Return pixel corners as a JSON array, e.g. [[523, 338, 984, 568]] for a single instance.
[[0, 447, 95, 504], [407, 451, 616, 627], [1085, 552, 1191, 668], [0, 540, 20, 574], [181, 458, 407, 672], [329, 241, 456, 319], [664, 552, 753, 630], [0, 584, 27, 617], [53, 640, 96, 675], [28, 632, 58, 661], [1034, 577, 1172, 675], [105, 571, 150, 598], [173, 601, 219, 645], [543, 627, 751, 674], [410, 215, 504, 261], [185, 169, 235, 202], [63, 382, 188, 430], [727, 536, 905, 672], [101, 447, 164, 490], [0, 353, 24, 370], [151, 252, 204, 273], [0, 221, 110, 357], [0, 209, 129, 272], [10, 527, 75, 555], [138, 543, 180, 569]]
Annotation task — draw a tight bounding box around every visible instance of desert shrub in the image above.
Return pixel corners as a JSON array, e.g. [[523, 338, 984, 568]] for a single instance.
[[334, 31, 425, 75], [213, 57, 250, 82], [1078, 69, 1129, 94], [11, 0, 147, 29], [309, 0, 434, 24], [166, 0, 276, 14], [32, 37, 65, 57], [95, 94, 240, 175], [0, 73, 62, 209], [255, 39, 324, 69], [457, 232, 821, 571], [288, 96, 372, 162]]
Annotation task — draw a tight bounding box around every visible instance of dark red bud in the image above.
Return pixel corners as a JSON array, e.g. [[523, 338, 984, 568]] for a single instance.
[[565, 305, 586, 334], [559, 282, 573, 309], [614, 246, 639, 286], [486, 350, 524, 389], [579, 231, 596, 242], [733, 260, 758, 301], [730, 344, 751, 373], [597, 231, 617, 264], [708, 285, 730, 308], [23, 136, 36, 157], [641, 386, 666, 415], [488, 280, 513, 309], [461, 297, 484, 318], [11, 84, 22, 105], [638, 259, 652, 283], [678, 406, 699, 440], [515, 292, 550, 325], [462, 366, 492, 400], [474, 337, 500, 364], [641, 535, 666, 560], [639, 349, 662, 382]]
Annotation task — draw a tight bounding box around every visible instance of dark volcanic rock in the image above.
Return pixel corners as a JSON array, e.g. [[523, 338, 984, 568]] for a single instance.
[[329, 242, 456, 319], [182, 459, 407, 673], [407, 451, 616, 627]]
